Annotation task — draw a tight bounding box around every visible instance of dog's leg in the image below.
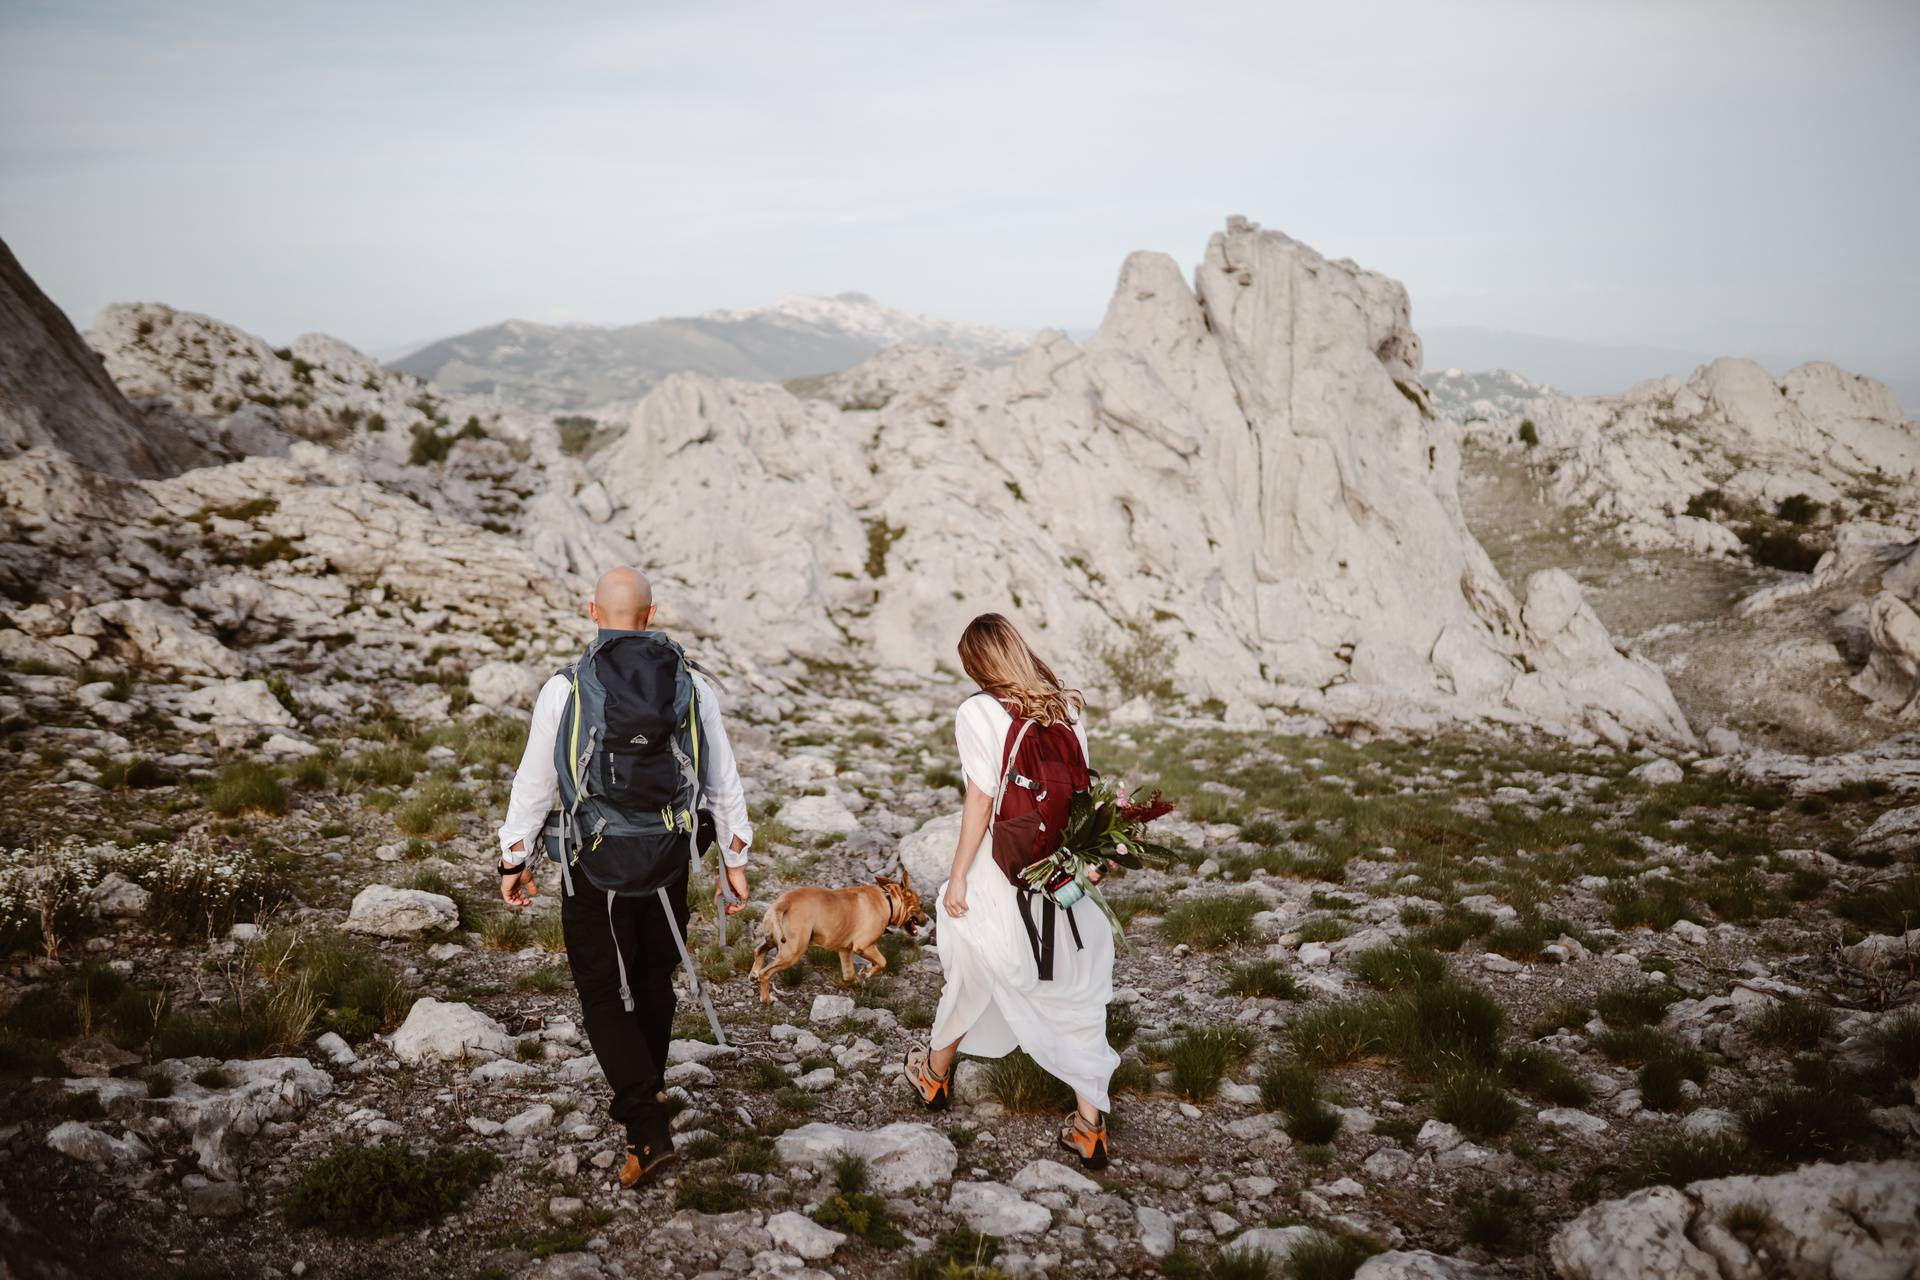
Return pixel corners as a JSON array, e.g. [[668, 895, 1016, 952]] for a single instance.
[[836, 949, 857, 985], [749, 911, 786, 1005], [855, 943, 887, 981], [755, 929, 810, 1005]]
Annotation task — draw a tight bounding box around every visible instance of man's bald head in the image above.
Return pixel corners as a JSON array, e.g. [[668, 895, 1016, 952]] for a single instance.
[[590, 565, 654, 631]]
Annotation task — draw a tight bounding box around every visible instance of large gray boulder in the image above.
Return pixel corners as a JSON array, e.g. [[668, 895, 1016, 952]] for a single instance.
[[897, 811, 960, 888], [1849, 592, 1920, 717], [390, 998, 515, 1065], [1549, 1160, 1920, 1280], [342, 885, 459, 938], [773, 1121, 957, 1194]]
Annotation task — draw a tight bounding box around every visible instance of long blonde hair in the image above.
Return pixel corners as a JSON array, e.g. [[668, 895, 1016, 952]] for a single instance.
[[958, 613, 1083, 727]]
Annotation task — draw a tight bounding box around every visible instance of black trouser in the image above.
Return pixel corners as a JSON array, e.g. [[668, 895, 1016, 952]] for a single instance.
[[561, 868, 689, 1146]]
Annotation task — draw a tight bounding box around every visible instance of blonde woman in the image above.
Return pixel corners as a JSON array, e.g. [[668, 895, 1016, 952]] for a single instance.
[[905, 613, 1119, 1168]]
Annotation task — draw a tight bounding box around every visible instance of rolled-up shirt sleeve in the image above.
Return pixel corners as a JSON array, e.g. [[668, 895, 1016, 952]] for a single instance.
[[497, 674, 571, 863], [693, 673, 754, 867]]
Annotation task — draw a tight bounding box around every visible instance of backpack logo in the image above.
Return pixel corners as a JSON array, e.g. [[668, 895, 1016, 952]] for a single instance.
[[630, 733, 649, 745]]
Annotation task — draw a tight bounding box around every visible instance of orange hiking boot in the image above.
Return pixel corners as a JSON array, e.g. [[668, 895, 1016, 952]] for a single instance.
[[618, 1133, 678, 1188], [905, 1044, 951, 1111], [1060, 1111, 1109, 1170]]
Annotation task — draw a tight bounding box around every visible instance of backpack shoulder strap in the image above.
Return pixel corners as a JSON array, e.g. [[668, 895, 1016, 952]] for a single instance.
[[992, 717, 1035, 820]]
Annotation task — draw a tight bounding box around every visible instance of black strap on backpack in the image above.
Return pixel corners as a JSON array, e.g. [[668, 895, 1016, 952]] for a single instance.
[[1017, 890, 1084, 981]]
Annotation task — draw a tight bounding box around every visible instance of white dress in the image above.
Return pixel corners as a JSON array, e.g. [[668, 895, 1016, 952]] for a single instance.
[[930, 694, 1120, 1112]]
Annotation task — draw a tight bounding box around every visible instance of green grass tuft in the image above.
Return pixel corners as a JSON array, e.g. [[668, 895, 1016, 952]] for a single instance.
[[1160, 893, 1264, 948]]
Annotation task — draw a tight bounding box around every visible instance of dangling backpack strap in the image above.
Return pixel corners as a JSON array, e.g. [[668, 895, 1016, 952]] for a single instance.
[[658, 884, 727, 1047]]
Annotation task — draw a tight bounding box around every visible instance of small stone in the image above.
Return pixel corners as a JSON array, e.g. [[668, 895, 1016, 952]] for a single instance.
[[186, 1181, 248, 1218], [809, 993, 856, 1024], [1137, 1205, 1175, 1258], [1538, 1107, 1608, 1136], [549, 1196, 585, 1221], [1628, 758, 1684, 786], [1669, 919, 1709, 945], [59, 1036, 143, 1079], [1010, 1159, 1100, 1196], [795, 1067, 837, 1092], [950, 1180, 1051, 1237], [1362, 1147, 1414, 1180], [503, 1104, 555, 1137], [314, 1031, 357, 1066], [766, 1210, 847, 1260]]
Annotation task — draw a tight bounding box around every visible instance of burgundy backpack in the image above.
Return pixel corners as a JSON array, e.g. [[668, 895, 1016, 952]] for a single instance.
[[987, 698, 1091, 887]]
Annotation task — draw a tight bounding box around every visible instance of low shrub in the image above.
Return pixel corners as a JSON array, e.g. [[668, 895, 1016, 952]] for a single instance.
[[1500, 1045, 1591, 1106], [257, 930, 407, 1041], [1871, 1009, 1920, 1078], [1638, 1057, 1688, 1111], [1593, 1026, 1708, 1081], [1748, 998, 1833, 1052], [983, 1050, 1075, 1113], [1160, 894, 1263, 948], [1594, 982, 1678, 1030], [1740, 1087, 1873, 1164], [676, 1172, 750, 1212], [1431, 1071, 1520, 1140], [1350, 944, 1446, 990], [207, 761, 287, 816], [1620, 1133, 1767, 1190], [284, 1141, 500, 1236], [1221, 960, 1301, 999], [1458, 1185, 1531, 1253], [338, 746, 428, 789], [0, 842, 103, 955], [1603, 878, 1694, 931], [1742, 528, 1822, 574], [1285, 1232, 1375, 1280], [109, 841, 284, 938], [1165, 1026, 1257, 1102]]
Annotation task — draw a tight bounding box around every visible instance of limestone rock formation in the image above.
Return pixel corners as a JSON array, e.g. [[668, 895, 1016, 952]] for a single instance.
[[0, 236, 212, 477], [4, 218, 1699, 748], [561, 219, 1693, 747], [1549, 1159, 1920, 1280], [1450, 357, 1918, 553]]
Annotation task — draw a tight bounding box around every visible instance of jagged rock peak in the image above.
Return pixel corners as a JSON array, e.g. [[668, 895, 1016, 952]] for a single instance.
[[0, 236, 213, 478]]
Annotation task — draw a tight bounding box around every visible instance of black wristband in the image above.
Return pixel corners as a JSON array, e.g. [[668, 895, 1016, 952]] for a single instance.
[[499, 860, 526, 878]]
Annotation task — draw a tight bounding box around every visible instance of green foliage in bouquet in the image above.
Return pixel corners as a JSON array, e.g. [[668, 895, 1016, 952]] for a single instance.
[[1019, 777, 1178, 954]]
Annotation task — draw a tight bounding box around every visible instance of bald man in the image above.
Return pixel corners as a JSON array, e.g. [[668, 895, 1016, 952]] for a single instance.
[[496, 565, 753, 1187]]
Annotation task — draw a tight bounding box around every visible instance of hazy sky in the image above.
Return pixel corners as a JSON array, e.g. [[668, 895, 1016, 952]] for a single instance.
[[3, 0, 1916, 377]]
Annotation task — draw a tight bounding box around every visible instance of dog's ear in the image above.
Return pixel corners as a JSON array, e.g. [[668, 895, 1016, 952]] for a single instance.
[[898, 867, 911, 893]]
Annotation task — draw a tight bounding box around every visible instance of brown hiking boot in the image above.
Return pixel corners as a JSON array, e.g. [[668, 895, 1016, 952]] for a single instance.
[[618, 1135, 678, 1188], [904, 1043, 951, 1111], [1060, 1112, 1109, 1170]]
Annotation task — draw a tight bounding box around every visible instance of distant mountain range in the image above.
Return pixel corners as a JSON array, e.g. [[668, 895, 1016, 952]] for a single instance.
[[1422, 326, 1918, 415], [388, 293, 1035, 413]]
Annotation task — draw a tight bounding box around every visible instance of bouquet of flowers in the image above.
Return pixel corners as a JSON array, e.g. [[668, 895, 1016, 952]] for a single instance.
[[1019, 776, 1177, 954]]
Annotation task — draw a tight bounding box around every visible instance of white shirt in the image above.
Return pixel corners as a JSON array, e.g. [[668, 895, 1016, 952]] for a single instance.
[[955, 693, 1089, 800], [498, 667, 754, 869]]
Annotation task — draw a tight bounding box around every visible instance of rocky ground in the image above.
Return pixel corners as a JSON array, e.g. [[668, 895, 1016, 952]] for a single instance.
[[3, 656, 1918, 1280]]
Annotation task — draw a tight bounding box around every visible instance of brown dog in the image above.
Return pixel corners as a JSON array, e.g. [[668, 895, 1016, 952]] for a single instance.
[[750, 871, 929, 1004]]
